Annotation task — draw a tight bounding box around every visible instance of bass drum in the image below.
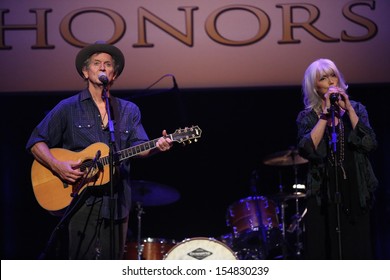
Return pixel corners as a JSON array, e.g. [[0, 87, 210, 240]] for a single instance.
[[125, 237, 176, 260], [163, 237, 238, 260]]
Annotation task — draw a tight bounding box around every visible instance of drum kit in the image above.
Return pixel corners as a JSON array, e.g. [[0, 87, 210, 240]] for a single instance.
[[125, 147, 308, 260]]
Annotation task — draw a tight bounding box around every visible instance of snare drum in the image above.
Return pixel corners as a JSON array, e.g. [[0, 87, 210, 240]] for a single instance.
[[124, 237, 176, 260], [163, 237, 238, 260]]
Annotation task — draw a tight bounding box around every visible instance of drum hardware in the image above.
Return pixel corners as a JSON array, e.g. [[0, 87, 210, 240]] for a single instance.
[[267, 190, 306, 258], [277, 169, 288, 258], [131, 180, 180, 260], [279, 201, 288, 258], [263, 146, 308, 259], [287, 208, 307, 233], [135, 202, 145, 260], [292, 151, 304, 258], [266, 192, 308, 259]]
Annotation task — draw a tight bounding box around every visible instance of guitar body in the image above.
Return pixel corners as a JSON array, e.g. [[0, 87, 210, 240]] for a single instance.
[[31, 142, 109, 212]]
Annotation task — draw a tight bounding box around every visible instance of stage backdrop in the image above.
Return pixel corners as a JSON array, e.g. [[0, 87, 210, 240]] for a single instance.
[[1, 0, 389, 93]]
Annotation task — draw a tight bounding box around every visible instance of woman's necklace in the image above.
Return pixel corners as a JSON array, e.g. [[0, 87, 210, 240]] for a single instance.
[[328, 117, 347, 179]]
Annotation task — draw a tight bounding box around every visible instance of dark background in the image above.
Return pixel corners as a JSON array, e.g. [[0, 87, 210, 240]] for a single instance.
[[1, 84, 389, 259]]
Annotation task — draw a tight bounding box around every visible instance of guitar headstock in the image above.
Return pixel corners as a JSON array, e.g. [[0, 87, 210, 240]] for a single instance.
[[171, 125, 202, 145]]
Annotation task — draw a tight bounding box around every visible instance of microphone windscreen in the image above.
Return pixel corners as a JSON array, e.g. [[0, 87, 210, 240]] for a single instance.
[[98, 72, 108, 85]]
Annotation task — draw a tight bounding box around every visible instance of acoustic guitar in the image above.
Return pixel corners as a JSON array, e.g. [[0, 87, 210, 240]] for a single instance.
[[31, 126, 202, 212]]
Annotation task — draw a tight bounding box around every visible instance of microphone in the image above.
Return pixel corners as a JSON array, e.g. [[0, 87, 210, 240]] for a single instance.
[[330, 92, 339, 105], [72, 149, 103, 198], [94, 150, 101, 161], [98, 72, 109, 85], [93, 150, 103, 171]]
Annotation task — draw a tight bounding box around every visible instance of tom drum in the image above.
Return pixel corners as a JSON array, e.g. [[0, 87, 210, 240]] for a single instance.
[[226, 196, 279, 238], [124, 237, 176, 260]]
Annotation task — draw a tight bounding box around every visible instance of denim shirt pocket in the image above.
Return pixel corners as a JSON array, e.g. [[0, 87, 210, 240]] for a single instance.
[[72, 120, 98, 146]]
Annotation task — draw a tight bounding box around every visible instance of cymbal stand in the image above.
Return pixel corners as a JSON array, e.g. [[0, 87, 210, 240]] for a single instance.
[[277, 171, 286, 239], [279, 201, 289, 259], [292, 157, 303, 258], [276, 171, 288, 259], [136, 202, 145, 260]]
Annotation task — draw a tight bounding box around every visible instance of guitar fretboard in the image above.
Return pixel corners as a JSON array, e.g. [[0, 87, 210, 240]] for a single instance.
[[78, 125, 201, 170], [99, 138, 160, 166]]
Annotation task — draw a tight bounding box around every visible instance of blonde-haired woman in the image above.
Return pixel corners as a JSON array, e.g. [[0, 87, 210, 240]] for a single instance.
[[296, 58, 378, 259]]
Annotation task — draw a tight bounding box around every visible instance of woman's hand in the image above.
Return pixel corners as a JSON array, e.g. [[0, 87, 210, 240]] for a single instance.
[[324, 86, 352, 112]]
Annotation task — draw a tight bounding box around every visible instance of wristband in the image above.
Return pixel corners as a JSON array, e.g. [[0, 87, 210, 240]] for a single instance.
[[319, 112, 329, 120]]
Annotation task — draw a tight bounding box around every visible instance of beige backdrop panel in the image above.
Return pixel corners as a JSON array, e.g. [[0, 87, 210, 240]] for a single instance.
[[0, 0, 389, 93]]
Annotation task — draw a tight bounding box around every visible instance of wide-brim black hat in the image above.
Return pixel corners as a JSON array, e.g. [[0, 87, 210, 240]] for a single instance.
[[75, 41, 125, 79]]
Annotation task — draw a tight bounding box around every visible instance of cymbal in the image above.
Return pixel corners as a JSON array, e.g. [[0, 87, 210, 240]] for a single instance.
[[131, 180, 180, 206], [263, 149, 308, 166], [268, 192, 306, 202]]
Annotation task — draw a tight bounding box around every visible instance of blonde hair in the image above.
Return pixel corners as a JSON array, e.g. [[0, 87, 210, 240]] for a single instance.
[[302, 58, 348, 114]]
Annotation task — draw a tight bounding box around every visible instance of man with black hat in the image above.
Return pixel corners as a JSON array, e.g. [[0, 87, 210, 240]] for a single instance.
[[26, 41, 173, 259]]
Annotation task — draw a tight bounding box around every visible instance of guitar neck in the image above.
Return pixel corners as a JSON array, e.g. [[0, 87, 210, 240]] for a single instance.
[[98, 136, 167, 166], [95, 125, 201, 168]]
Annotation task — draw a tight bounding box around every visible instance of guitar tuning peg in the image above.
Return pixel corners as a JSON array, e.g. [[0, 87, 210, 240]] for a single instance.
[[194, 139, 198, 142], [188, 140, 192, 144]]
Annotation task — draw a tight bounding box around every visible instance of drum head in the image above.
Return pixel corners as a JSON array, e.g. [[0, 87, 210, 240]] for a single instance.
[[164, 237, 238, 260]]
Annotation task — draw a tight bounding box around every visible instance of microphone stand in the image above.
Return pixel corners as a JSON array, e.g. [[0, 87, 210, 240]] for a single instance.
[[102, 83, 117, 259], [329, 103, 343, 260]]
